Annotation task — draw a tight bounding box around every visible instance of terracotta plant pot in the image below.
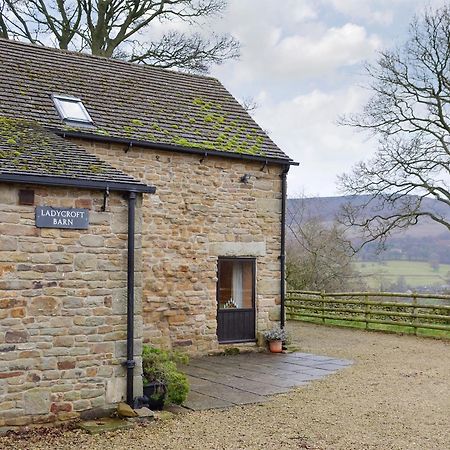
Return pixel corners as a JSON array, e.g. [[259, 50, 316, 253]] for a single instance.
[[268, 340, 283, 353]]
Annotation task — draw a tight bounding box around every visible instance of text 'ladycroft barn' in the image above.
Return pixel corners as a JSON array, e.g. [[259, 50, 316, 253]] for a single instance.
[[35, 207, 89, 229]]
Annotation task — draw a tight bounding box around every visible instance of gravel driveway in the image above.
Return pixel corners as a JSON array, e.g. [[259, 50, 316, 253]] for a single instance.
[[1, 323, 449, 450]]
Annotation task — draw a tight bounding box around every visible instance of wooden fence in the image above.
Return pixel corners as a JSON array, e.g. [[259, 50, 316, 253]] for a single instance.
[[286, 290, 450, 336]]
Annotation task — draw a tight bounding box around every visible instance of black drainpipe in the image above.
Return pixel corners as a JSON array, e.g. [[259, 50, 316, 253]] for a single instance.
[[280, 165, 290, 329], [125, 191, 137, 405]]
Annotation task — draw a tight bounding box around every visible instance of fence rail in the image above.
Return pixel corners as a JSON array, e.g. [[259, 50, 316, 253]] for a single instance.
[[286, 290, 450, 337]]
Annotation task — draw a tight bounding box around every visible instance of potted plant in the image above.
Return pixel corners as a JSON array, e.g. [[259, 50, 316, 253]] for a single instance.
[[263, 327, 288, 353], [142, 345, 189, 410]]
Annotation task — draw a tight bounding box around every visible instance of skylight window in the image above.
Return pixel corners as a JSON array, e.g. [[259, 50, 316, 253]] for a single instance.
[[52, 94, 93, 125]]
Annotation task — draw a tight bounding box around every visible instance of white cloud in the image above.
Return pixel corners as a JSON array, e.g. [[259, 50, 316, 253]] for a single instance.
[[253, 87, 377, 197], [212, 1, 381, 89], [209, 0, 449, 197], [223, 0, 319, 30], [322, 0, 396, 25], [322, 0, 449, 25], [264, 23, 381, 78]]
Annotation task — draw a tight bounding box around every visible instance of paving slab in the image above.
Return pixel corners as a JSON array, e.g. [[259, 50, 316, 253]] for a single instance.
[[324, 358, 354, 366], [205, 359, 326, 378], [182, 391, 234, 411], [190, 360, 309, 387], [280, 356, 334, 366], [182, 351, 352, 411], [183, 365, 290, 395], [186, 376, 268, 405], [189, 358, 315, 383], [311, 362, 348, 371]]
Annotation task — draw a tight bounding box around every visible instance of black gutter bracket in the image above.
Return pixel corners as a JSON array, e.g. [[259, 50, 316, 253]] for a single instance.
[[199, 152, 208, 163], [125, 141, 133, 153], [123, 359, 136, 369], [101, 186, 110, 212]]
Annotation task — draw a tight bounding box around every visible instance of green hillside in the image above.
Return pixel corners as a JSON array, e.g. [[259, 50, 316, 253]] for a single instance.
[[355, 260, 450, 290]]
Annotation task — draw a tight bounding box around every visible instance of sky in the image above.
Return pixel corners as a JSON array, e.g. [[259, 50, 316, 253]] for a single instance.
[[206, 0, 447, 197]]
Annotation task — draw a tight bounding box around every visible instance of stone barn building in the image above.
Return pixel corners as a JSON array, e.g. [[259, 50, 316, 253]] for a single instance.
[[0, 39, 296, 426]]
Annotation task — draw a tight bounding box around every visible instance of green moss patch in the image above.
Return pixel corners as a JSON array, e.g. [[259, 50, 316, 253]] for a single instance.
[[0, 116, 108, 177]]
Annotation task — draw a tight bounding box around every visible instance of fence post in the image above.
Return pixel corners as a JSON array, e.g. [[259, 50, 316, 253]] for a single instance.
[[412, 293, 418, 336], [321, 291, 325, 324], [365, 294, 369, 330]]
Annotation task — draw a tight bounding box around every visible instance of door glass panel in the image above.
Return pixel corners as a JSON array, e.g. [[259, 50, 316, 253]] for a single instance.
[[218, 259, 254, 309]]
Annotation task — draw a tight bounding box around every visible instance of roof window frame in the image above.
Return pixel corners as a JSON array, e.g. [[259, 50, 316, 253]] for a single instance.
[[51, 94, 94, 126]]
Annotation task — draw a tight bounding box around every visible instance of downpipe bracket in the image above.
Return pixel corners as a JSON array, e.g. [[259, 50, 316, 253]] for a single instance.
[[123, 359, 136, 369]]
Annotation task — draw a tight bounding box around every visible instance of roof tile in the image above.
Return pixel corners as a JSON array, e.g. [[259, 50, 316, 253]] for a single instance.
[[0, 39, 292, 162], [0, 116, 150, 189]]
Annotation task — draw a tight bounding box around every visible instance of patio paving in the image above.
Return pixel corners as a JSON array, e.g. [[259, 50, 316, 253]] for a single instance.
[[182, 351, 353, 410]]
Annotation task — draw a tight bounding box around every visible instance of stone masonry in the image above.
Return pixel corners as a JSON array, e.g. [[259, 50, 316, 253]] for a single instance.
[[78, 140, 283, 354], [0, 184, 143, 427], [0, 142, 284, 427]]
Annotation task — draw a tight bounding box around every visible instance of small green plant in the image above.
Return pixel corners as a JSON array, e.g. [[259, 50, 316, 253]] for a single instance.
[[142, 345, 189, 405], [263, 327, 288, 342], [224, 347, 240, 356]]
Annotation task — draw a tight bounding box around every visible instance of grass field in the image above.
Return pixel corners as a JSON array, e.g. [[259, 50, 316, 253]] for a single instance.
[[288, 316, 450, 339], [354, 260, 450, 290]]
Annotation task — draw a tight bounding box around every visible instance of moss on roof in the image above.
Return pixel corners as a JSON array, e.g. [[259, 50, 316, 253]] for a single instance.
[[0, 39, 293, 162], [0, 116, 148, 186], [0, 117, 51, 168]]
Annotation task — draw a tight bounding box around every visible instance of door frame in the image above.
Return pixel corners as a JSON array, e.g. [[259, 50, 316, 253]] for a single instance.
[[216, 256, 256, 343]]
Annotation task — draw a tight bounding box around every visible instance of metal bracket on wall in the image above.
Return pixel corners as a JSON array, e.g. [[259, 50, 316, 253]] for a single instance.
[[125, 141, 133, 153], [101, 186, 110, 211]]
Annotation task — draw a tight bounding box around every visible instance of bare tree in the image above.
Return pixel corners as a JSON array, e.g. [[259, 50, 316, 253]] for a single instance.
[[0, 0, 239, 72], [286, 198, 363, 291], [239, 96, 259, 114], [339, 5, 450, 248]]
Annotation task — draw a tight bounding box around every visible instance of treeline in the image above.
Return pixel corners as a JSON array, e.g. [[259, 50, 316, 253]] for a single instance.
[[286, 202, 366, 292], [358, 235, 450, 264]]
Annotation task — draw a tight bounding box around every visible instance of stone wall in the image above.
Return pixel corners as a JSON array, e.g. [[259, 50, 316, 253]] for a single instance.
[[0, 184, 143, 427], [77, 140, 283, 354]]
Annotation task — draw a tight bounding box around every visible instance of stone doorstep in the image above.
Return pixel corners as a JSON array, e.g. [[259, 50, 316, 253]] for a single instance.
[[207, 341, 260, 356]]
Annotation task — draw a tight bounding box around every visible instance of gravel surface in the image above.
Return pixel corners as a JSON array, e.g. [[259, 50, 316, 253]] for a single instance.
[[1, 323, 449, 450]]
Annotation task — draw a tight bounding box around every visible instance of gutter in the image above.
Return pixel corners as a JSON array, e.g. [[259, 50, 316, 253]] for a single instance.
[[52, 129, 300, 167], [0, 173, 156, 194], [280, 165, 290, 330]]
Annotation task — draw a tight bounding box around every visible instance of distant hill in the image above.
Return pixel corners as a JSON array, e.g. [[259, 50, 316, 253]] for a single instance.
[[288, 195, 450, 226], [287, 195, 450, 264]]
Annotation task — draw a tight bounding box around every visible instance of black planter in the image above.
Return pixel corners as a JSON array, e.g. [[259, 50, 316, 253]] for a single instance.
[[143, 381, 167, 410]]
